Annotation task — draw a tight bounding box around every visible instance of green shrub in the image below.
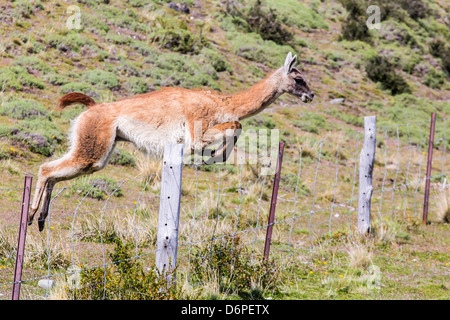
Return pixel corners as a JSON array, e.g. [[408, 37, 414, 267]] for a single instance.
[[67, 239, 181, 300], [365, 55, 411, 95], [224, 0, 293, 46], [149, 17, 207, 54], [379, 20, 420, 49], [75, 176, 124, 200], [125, 77, 148, 94], [0, 66, 45, 91], [45, 32, 92, 53], [147, 52, 219, 90], [0, 99, 50, 120], [243, 114, 276, 130], [131, 41, 159, 57], [59, 82, 98, 97], [44, 73, 70, 86], [396, 0, 430, 20], [228, 31, 295, 68], [128, 0, 149, 8], [13, 0, 34, 19], [423, 69, 445, 89], [339, 0, 372, 43], [280, 175, 310, 194], [0, 124, 11, 138], [84, 69, 120, 90], [0, 98, 63, 155], [429, 39, 450, 75], [109, 148, 136, 167], [264, 0, 328, 31], [190, 236, 280, 298], [293, 112, 327, 134], [200, 48, 232, 73], [105, 33, 133, 45], [13, 56, 52, 74], [11, 118, 64, 156]]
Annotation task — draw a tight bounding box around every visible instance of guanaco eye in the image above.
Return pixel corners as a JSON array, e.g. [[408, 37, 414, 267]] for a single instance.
[[295, 78, 306, 86]]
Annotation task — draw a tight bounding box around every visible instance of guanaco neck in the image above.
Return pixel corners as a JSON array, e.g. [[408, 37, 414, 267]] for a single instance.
[[222, 68, 284, 120]]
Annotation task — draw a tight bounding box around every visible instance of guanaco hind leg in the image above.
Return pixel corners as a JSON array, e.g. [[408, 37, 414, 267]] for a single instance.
[[29, 111, 117, 231]]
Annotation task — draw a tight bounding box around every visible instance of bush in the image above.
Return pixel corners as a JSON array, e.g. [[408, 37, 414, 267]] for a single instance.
[[0, 66, 45, 91], [429, 39, 450, 75], [147, 52, 220, 90], [339, 0, 372, 43], [200, 48, 232, 73], [84, 69, 120, 90], [190, 236, 280, 298], [0, 98, 63, 156], [264, 0, 329, 31], [59, 82, 99, 99], [75, 176, 123, 200], [423, 69, 445, 89], [125, 77, 148, 94], [12, 56, 52, 75], [228, 31, 295, 68], [149, 17, 207, 54], [397, 0, 430, 20], [293, 112, 327, 134], [243, 114, 276, 130], [45, 32, 91, 53], [0, 99, 50, 120], [109, 148, 136, 167], [67, 239, 181, 300], [365, 55, 411, 95], [11, 118, 64, 156], [224, 0, 293, 46]]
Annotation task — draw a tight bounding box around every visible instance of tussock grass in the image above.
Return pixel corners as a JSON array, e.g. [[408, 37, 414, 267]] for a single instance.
[[434, 185, 450, 223]]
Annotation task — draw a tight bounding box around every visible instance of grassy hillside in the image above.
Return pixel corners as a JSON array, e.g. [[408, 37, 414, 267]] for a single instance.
[[0, 0, 449, 160], [0, 0, 449, 300]]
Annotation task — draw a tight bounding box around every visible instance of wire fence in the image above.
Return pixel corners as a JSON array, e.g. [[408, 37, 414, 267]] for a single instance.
[[0, 115, 448, 300]]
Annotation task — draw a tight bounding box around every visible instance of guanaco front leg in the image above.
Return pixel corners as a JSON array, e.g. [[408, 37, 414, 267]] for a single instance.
[[200, 121, 242, 164]]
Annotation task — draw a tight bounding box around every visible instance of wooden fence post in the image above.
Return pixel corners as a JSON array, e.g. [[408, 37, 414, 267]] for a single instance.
[[156, 144, 184, 283], [358, 116, 376, 235], [423, 112, 436, 225], [12, 175, 33, 300], [263, 142, 285, 262]]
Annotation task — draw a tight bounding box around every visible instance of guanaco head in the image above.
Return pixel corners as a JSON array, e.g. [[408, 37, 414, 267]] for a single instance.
[[280, 52, 314, 103]]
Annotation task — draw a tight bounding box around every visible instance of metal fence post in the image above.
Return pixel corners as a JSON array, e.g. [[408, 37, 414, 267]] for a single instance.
[[357, 116, 376, 235], [263, 142, 285, 262], [12, 175, 33, 300], [156, 144, 184, 283], [423, 112, 436, 225]]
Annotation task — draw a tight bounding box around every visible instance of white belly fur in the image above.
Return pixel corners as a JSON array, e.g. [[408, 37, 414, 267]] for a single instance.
[[116, 117, 192, 156]]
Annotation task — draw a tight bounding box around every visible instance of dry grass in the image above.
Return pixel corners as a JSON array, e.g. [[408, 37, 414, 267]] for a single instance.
[[134, 151, 162, 185], [72, 204, 158, 248], [347, 244, 373, 269], [434, 184, 450, 223]]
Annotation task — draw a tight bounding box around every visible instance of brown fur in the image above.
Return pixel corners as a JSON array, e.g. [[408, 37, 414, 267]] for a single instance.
[[29, 52, 314, 231], [58, 92, 96, 110]]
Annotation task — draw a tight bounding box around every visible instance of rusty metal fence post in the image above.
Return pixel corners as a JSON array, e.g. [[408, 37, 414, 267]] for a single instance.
[[263, 142, 285, 262], [12, 175, 33, 300], [423, 113, 436, 225]]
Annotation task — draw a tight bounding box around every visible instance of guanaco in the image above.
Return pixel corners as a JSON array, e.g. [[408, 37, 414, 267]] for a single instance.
[[29, 52, 314, 231]]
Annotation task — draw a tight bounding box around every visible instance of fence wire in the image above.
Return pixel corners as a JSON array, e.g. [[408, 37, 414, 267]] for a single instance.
[[0, 117, 448, 300]]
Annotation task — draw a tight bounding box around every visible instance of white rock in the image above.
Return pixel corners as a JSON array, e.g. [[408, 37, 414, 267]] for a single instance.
[[330, 98, 345, 104], [38, 279, 54, 290]]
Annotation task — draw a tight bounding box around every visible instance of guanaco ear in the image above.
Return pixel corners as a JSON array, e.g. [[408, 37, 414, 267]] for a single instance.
[[284, 52, 297, 73]]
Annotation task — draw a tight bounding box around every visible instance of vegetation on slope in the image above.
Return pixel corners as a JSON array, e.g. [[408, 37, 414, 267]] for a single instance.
[[0, 0, 449, 300]]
